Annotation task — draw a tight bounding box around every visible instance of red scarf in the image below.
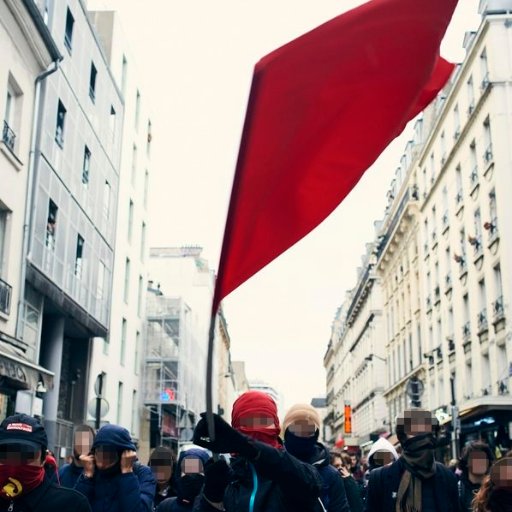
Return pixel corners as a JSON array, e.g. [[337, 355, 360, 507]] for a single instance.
[[232, 391, 282, 449], [0, 465, 45, 499]]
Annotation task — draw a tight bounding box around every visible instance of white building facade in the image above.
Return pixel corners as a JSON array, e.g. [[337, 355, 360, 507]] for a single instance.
[[326, 0, 512, 457], [85, 8, 152, 442], [0, 0, 61, 419]]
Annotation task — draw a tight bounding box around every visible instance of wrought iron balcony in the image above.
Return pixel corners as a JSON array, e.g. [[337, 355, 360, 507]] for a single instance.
[[462, 322, 471, 344], [483, 145, 493, 164], [493, 296, 505, 322], [477, 308, 488, 333], [0, 278, 12, 315], [2, 120, 16, 152]]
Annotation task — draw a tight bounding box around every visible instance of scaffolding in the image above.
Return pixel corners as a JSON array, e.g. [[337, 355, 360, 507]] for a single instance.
[[143, 292, 202, 451]]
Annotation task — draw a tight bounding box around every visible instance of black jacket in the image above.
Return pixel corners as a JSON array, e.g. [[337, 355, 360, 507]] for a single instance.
[[296, 443, 350, 512], [194, 441, 322, 512], [342, 475, 364, 512], [0, 475, 91, 512], [458, 475, 481, 511], [365, 458, 459, 512]]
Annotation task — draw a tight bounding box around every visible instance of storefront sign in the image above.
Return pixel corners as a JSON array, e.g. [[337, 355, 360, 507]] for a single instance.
[[0, 357, 27, 384]]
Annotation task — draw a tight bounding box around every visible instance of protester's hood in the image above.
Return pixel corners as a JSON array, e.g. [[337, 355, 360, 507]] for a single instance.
[[176, 448, 210, 472], [368, 437, 399, 461], [92, 424, 136, 451]]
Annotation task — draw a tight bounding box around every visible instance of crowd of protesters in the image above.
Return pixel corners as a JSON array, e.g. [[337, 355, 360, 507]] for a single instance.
[[0, 395, 511, 512]]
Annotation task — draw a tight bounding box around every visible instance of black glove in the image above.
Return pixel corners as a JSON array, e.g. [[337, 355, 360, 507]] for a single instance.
[[193, 413, 258, 458], [203, 458, 231, 502]]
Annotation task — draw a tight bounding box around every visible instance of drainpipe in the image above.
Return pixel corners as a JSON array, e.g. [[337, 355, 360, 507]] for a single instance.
[[15, 58, 61, 341]]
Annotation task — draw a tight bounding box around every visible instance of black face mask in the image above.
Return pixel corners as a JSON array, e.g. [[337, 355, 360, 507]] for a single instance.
[[284, 431, 316, 459], [402, 433, 436, 454], [176, 474, 204, 503]]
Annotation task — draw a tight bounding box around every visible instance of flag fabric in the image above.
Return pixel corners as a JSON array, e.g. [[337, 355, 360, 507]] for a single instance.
[[212, 0, 457, 313]]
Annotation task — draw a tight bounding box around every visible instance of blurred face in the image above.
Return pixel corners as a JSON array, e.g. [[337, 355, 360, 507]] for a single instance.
[[151, 460, 173, 483], [491, 459, 512, 489], [74, 431, 93, 458], [331, 456, 343, 470], [350, 454, 357, 468], [0, 444, 42, 467], [288, 420, 316, 438], [373, 450, 394, 466], [468, 451, 489, 476], [94, 446, 119, 470], [238, 415, 275, 429], [402, 411, 434, 439], [181, 457, 204, 476]]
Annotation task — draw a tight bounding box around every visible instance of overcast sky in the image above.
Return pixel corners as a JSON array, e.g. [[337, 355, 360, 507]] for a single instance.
[[91, 0, 481, 412]]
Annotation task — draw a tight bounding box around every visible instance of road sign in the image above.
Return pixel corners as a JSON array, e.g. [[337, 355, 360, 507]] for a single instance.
[[87, 397, 109, 418]]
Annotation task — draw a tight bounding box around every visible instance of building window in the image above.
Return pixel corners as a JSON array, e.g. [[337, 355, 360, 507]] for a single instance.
[[146, 120, 152, 156], [75, 235, 84, 278], [121, 55, 127, 96], [127, 200, 134, 243], [89, 62, 97, 102], [144, 170, 149, 208], [131, 144, 137, 184], [46, 200, 58, 250], [453, 104, 460, 140], [109, 105, 116, 144], [103, 334, 109, 355], [483, 117, 493, 163], [480, 48, 489, 89], [96, 260, 106, 303], [117, 382, 123, 423], [82, 146, 91, 186], [467, 75, 475, 113], [120, 318, 127, 366], [137, 275, 143, 317], [134, 331, 140, 374], [469, 141, 478, 187], [64, 8, 74, 52], [135, 90, 141, 130], [0, 205, 8, 278], [3, 76, 22, 153], [123, 258, 130, 303], [55, 100, 66, 147], [103, 180, 111, 219], [140, 222, 146, 261], [131, 390, 138, 434]]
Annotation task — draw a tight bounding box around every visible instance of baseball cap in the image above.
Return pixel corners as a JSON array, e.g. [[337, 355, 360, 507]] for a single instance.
[[0, 414, 48, 451]]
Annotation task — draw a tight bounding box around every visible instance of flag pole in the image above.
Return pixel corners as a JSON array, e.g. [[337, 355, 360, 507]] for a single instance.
[[205, 306, 218, 459]]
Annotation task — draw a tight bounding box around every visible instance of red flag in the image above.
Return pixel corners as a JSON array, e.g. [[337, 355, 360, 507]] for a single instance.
[[212, 0, 457, 313]]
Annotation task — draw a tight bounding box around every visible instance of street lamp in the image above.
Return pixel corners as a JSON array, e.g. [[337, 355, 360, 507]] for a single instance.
[[365, 354, 386, 363]]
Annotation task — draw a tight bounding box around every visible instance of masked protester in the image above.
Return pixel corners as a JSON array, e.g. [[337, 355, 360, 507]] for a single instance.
[[75, 424, 156, 512], [0, 413, 91, 512], [148, 446, 177, 507], [59, 424, 95, 489], [365, 409, 458, 512], [457, 441, 494, 511], [157, 448, 209, 511], [192, 390, 323, 512], [282, 403, 349, 512], [473, 457, 512, 512]]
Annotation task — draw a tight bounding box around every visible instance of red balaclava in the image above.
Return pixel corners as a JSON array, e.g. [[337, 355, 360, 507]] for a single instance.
[[231, 391, 281, 449]]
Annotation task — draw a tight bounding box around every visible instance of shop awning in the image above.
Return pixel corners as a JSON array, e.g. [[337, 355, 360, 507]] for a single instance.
[[0, 341, 54, 390]]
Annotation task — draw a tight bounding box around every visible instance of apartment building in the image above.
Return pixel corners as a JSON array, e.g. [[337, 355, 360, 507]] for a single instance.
[[21, 0, 123, 454], [326, 0, 512, 456], [413, 0, 512, 452], [85, 9, 152, 442], [0, 0, 60, 419]]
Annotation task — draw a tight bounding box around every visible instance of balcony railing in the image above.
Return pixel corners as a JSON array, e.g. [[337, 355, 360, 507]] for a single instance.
[[478, 308, 488, 333], [0, 278, 12, 315], [493, 296, 505, 322], [483, 145, 493, 164], [462, 322, 471, 343], [2, 120, 16, 152]]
